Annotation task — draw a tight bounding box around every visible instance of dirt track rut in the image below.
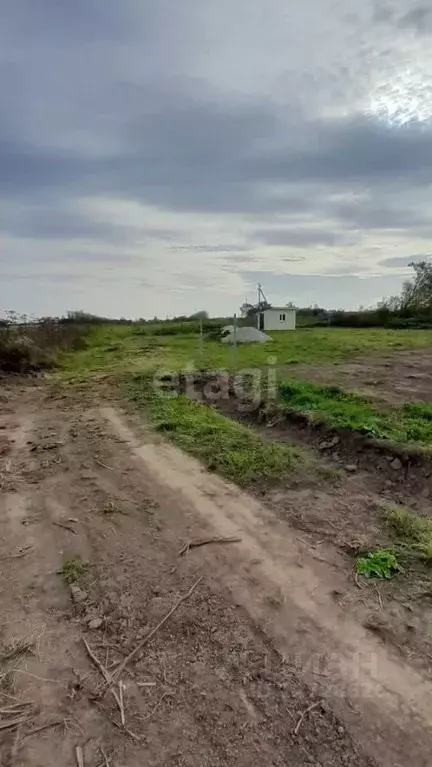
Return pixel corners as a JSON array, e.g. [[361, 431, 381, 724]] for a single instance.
[[0, 383, 431, 766]]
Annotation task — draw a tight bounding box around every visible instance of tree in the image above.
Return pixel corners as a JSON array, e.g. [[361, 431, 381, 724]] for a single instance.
[[189, 310, 209, 319], [381, 260, 432, 317], [403, 261, 432, 312]]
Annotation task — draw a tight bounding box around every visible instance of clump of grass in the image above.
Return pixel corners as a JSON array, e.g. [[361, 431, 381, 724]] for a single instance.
[[102, 500, 121, 515], [356, 549, 401, 579], [278, 380, 432, 447], [384, 505, 432, 563], [125, 376, 303, 486], [403, 402, 432, 422], [60, 555, 89, 585]]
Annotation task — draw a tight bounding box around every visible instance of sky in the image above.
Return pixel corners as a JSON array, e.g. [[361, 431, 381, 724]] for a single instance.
[[1, 0, 432, 319]]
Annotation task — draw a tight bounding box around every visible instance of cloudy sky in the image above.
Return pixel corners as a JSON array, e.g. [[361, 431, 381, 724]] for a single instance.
[[2, 0, 432, 318]]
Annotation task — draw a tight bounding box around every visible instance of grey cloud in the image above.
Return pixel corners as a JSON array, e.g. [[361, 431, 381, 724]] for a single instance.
[[2, 0, 432, 316], [373, 1, 432, 34], [252, 117, 432, 185], [379, 255, 432, 267], [3, 111, 432, 221], [333, 200, 430, 230], [0, 197, 186, 245], [398, 4, 432, 34], [253, 227, 347, 247], [0, 200, 131, 242], [239, 270, 408, 309], [170, 245, 249, 253]]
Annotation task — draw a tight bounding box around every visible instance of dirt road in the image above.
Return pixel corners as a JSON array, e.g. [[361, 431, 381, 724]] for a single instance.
[[1, 381, 431, 766]]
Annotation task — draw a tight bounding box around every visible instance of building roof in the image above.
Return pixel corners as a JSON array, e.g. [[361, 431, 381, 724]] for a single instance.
[[263, 306, 296, 312]]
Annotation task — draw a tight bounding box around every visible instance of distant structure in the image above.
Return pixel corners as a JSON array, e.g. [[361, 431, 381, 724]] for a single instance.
[[221, 326, 271, 344], [241, 284, 296, 331], [258, 305, 296, 331]]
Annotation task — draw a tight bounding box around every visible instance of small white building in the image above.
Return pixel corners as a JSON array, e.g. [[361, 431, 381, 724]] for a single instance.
[[258, 307, 296, 331]]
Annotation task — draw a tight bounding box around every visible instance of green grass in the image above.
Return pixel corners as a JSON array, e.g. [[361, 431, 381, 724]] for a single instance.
[[278, 380, 432, 447], [125, 374, 302, 485], [60, 324, 432, 380], [59, 555, 89, 585], [59, 323, 432, 449], [384, 505, 432, 563], [356, 549, 401, 579]]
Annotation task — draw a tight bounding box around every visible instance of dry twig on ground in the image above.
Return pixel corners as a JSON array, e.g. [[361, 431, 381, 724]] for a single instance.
[[294, 700, 322, 735], [23, 720, 64, 739], [177, 537, 241, 557], [75, 745, 85, 767], [108, 577, 203, 685], [374, 583, 384, 610], [0, 546, 33, 562], [53, 521, 78, 535], [82, 638, 122, 713], [140, 692, 175, 723], [0, 716, 33, 731], [99, 747, 111, 767], [112, 718, 142, 742], [95, 457, 115, 471], [118, 681, 125, 726]]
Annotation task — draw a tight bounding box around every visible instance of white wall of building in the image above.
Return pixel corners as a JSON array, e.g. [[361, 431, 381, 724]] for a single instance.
[[263, 309, 296, 330]]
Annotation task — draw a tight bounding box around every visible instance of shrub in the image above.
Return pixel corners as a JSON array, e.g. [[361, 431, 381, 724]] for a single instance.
[[0, 318, 88, 374]]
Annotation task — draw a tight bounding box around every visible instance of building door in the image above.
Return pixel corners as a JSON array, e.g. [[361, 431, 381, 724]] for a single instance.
[[259, 313, 265, 330]]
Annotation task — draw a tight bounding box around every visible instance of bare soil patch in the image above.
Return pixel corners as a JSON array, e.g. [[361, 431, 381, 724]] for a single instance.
[[284, 347, 432, 405], [0, 381, 432, 766], [173, 372, 432, 676], [181, 370, 432, 502]]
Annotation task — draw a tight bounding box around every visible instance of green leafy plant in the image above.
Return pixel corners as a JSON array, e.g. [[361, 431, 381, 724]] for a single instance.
[[356, 549, 401, 579]]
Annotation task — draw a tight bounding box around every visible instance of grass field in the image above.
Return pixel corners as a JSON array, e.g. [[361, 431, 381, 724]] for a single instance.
[[278, 380, 432, 447], [59, 324, 432, 466], [125, 374, 303, 485], [61, 324, 432, 378]]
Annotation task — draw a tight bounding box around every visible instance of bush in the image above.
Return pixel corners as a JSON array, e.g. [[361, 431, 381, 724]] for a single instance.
[[0, 319, 88, 374], [0, 334, 53, 373]]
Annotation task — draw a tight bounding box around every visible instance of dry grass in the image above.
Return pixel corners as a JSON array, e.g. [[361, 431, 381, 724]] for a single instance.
[[0, 319, 87, 374]]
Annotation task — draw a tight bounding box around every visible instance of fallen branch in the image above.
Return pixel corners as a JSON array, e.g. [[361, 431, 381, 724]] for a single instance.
[[11, 669, 60, 684], [23, 720, 64, 739], [95, 457, 115, 471], [111, 718, 142, 742], [82, 639, 114, 687], [140, 692, 175, 723], [0, 546, 33, 562], [353, 572, 363, 590], [75, 745, 85, 767], [53, 521, 78, 535], [82, 638, 121, 711], [108, 578, 203, 685], [118, 681, 125, 727], [177, 537, 241, 557], [294, 701, 322, 736], [99, 747, 111, 767], [0, 703, 33, 714], [374, 583, 384, 611], [0, 716, 33, 731]]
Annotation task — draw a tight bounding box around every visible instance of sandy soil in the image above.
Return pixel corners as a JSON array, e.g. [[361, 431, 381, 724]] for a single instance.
[[283, 347, 432, 405], [0, 381, 432, 766]]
